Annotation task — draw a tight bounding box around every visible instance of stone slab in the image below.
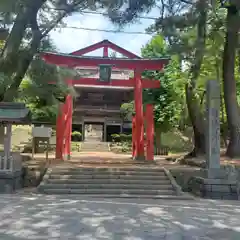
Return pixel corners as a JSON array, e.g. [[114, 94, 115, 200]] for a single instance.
[[0, 170, 22, 193], [195, 176, 237, 185], [190, 176, 239, 200]]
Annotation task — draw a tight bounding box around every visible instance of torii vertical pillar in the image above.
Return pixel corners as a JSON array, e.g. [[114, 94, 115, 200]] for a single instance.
[[134, 70, 145, 160], [146, 104, 154, 161], [55, 95, 73, 160], [103, 46, 108, 57], [132, 114, 137, 158], [64, 95, 73, 160], [56, 103, 64, 160]]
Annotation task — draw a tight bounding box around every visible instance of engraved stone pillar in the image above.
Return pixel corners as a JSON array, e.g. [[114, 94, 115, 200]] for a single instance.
[[191, 80, 238, 199], [205, 80, 221, 178]]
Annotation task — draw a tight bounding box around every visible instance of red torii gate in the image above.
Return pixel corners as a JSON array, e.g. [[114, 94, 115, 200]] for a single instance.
[[41, 40, 169, 161]]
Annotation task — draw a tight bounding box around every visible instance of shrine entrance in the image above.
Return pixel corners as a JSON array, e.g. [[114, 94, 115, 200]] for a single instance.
[[41, 39, 169, 161], [84, 122, 104, 142]]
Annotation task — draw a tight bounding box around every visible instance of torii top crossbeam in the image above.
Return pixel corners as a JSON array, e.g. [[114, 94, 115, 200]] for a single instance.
[[41, 39, 169, 71], [42, 52, 168, 70]]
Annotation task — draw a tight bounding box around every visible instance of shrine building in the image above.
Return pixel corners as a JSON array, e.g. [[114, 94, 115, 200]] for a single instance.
[[72, 65, 133, 142]]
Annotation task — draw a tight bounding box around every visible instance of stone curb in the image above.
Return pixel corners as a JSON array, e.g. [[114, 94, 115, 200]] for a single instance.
[[163, 167, 183, 196]]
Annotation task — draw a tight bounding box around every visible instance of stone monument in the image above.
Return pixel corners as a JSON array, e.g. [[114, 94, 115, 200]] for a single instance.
[[205, 80, 221, 178], [190, 80, 239, 200]]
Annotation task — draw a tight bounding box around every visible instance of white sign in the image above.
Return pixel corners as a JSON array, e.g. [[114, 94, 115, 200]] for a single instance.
[[32, 126, 52, 138]]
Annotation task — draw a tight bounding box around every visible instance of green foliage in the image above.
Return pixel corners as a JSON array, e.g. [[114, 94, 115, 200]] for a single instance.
[[120, 102, 134, 120], [111, 133, 132, 142], [17, 38, 73, 123], [29, 105, 58, 123], [71, 131, 82, 142], [142, 35, 185, 132], [71, 131, 82, 137]]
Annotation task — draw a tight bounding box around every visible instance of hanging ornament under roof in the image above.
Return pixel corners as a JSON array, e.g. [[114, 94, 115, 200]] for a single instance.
[[98, 64, 112, 83]]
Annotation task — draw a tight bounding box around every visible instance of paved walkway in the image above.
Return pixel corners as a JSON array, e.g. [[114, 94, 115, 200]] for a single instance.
[[0, 194, 239, 239]]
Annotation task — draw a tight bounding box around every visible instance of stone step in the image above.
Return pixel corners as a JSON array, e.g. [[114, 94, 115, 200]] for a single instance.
[[49, 171, 167, 178], [46, 178, 171, 185], [38, 188, 175, 195], [66, 161, 157, 165], [49, 174, 168, 180], [39, 183, 173, 190], [51, 167, 165, 174]]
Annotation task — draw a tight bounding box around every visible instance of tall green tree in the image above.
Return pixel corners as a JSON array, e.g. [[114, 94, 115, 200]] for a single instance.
[[0, 0, 153, 102], [18, 38, 73, 123], [221, 1, 240, 157], [109, 0, 231, 157], [141, 35, 184, 149]]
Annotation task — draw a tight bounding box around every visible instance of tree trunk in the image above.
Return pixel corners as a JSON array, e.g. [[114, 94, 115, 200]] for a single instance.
[[223, 7, 240, 157], [0, 0, 47, 101], [185, 85, 205, 157], [3, 16, 42, 101], [184, 0, 207, 157]]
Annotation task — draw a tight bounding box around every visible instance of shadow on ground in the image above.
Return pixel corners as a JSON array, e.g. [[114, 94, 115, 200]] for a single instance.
[[0, 195, 239, 239]]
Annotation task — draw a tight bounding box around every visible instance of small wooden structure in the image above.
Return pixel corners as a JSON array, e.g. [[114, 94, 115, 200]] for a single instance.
[[32, 126, 52, 161], [0, 102, 30, 171], [0, 102, 30, 193]]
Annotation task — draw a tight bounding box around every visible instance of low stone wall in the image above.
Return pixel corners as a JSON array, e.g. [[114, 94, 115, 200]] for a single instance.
[[170, 166, 240, 200], [189, 177, 238, 200]]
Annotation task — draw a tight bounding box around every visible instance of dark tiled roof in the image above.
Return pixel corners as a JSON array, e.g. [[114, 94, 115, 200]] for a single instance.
[[0, 102, 31, 123]]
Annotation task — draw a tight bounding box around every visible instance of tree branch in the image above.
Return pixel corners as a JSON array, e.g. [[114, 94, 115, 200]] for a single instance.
[[41, 0, 85, 38], [180, 0, 193, 4]]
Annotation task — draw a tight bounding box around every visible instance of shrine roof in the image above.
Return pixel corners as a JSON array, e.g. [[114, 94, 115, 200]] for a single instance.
[[0, 103, 31, 124], [41, 52, 169, 70]]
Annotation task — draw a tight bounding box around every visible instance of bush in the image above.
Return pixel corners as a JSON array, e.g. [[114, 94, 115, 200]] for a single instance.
[[120, 133, 132, 142], [111, 133, 132, 142], [71, 131, 82, 141], [111, 134, 120, 142]]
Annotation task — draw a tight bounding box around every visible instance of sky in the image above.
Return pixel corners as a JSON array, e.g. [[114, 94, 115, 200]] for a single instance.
[[50, 8, 159, 57]]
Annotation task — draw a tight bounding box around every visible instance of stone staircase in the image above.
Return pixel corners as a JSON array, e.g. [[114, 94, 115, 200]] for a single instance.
[[38, 161, 193, 200], [81, 141, 109, 152]]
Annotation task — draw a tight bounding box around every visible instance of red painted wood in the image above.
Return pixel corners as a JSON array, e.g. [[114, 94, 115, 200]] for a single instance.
[[68, 95, 73, 158], [103, 46, 108, 57], [71, 39, 140, 59], [56, 103, 66, 160], [64, 95, 71, 158], [132, 115, 137, 158], [65, 78, 160, 89], [104, 40, 140, 59], [56, 105, 63, 160], [146, 104, 154, 161], [62, 100, 68, 158], [134, 70, 145, 159], [41, 52, 168, 70]]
